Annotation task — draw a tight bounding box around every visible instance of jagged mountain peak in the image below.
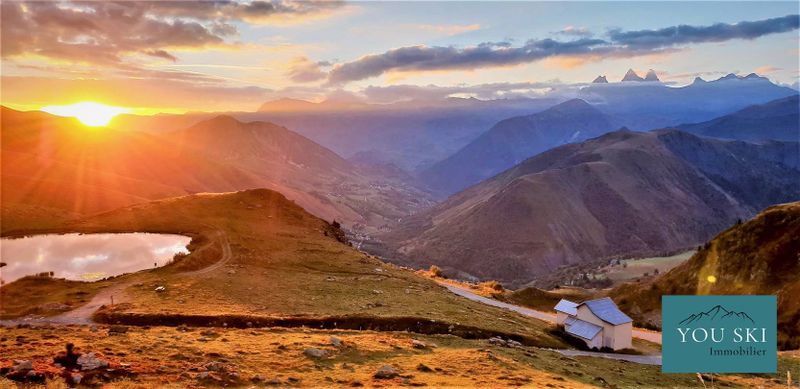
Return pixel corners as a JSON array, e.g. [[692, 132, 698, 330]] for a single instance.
[[592, 75, 609, 84], [621, 68, 644, 82], [644, 69, 660, 82]]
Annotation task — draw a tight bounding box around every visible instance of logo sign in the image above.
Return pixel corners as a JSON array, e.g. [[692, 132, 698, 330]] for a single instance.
[[662, 295, 776, 373]]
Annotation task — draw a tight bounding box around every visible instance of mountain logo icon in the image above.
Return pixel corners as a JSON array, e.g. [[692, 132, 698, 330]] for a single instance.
[[678, 304, 755, 325]]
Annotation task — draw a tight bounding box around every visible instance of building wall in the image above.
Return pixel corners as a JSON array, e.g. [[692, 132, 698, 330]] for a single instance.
[[556, 312, 569, 325], [611, 322, 632, 350], [578, 333, 603, 350], [589, 333, 603, 349]]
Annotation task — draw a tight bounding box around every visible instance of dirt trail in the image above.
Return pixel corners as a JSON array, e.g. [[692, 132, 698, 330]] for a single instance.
[[0, 229, 231, 326], [440, 282, 662, 344], [178, 230, 231, 277]]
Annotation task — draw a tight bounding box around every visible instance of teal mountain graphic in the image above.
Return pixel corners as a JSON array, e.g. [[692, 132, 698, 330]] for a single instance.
[[678, 305, 755, 325]]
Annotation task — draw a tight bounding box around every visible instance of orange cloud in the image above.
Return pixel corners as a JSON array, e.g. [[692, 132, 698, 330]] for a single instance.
[[755, 65, 782, 74]]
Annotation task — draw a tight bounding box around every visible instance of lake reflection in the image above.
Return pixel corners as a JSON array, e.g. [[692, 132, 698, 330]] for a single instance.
[[0, 233, 191, 283]]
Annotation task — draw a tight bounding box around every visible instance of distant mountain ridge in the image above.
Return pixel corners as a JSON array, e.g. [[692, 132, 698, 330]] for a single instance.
[[678, 95, 799, 141], [580, 72, 796, 130], [420, 99, 619, 194]]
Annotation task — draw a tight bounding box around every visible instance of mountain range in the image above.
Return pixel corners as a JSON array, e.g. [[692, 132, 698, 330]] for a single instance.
[[107, 73, 795, 178], [383, 129, 800, 286], [0, 108, 432, 232], [579, 73, 797, 130], [420, 99, 619, 194]]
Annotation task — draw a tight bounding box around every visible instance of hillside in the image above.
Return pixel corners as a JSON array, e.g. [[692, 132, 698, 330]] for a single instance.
[[1, 107, 261, 216], [1, 108, 433, 232], [6, 189, 794, 387], [383, 130, 800, 286], [610, 202, 800, 350], [421, 99, 618, 194], [1, 189, 564, 347], [678, 95, 799, 141]]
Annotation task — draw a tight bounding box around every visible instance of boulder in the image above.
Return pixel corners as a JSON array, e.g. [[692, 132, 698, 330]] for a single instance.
[[12, 360, 32, 372], [204, 361, 226, 372], [330, 336, 344, 348], [416, 363, 434, 372], [488, 337, 507, 347], [108, 325, 128, 334], [77, 353, 109, 371], [373, 365, 399, 379], [303, 348, 327, 359]]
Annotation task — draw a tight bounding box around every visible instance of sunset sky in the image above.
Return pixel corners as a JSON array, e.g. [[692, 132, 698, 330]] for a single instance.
[[1, 1, 798, 114]]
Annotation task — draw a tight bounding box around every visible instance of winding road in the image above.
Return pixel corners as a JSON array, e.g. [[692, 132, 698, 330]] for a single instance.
[[440, 282, 664, 365], [440, 283, 662, 344]]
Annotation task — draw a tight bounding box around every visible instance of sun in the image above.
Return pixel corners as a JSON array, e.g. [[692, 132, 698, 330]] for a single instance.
[[41, 102, 130, 127]]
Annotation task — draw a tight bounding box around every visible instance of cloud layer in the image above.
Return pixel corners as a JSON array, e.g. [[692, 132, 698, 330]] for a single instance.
[[608, 14, 800, 49], [328, 15, 800, 84], [1, 1, 342, 67]]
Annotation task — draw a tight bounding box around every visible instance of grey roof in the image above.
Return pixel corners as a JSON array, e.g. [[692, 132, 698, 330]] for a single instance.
[[554, 299, 578, 315], [565, 318, 603, 340], [579, 297, 632, 325], [564, 316, 578, 326]]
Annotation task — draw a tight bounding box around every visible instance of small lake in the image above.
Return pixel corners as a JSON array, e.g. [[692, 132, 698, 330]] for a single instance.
[[0, 233, 191, 284]]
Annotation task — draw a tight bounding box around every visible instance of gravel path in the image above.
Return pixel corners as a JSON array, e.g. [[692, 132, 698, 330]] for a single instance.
[[555, 349, 663, 365]]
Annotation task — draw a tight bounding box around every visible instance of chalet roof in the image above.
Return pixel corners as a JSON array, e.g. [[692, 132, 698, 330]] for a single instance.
[[554, 299, 578, 315], [579, 297, 632, 325], [565, 318, 603, 341]]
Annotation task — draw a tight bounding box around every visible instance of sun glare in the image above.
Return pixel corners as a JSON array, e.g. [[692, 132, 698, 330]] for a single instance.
[[41, 102, 130, 127]]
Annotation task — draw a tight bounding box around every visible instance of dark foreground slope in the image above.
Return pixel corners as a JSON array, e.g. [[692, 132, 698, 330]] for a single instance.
[[610, 202, 800, 350], [385, 130, 800, 285]]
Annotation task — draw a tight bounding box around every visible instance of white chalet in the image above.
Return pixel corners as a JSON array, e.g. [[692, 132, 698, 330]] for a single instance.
[[553, 297, 632, 350]]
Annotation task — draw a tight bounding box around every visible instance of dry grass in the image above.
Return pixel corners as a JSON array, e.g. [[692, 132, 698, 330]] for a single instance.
[[0, 277, 111, 319], [597, 251, 695, 284], [3, 325, 795, 388], [1, 189, 564, 348]]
